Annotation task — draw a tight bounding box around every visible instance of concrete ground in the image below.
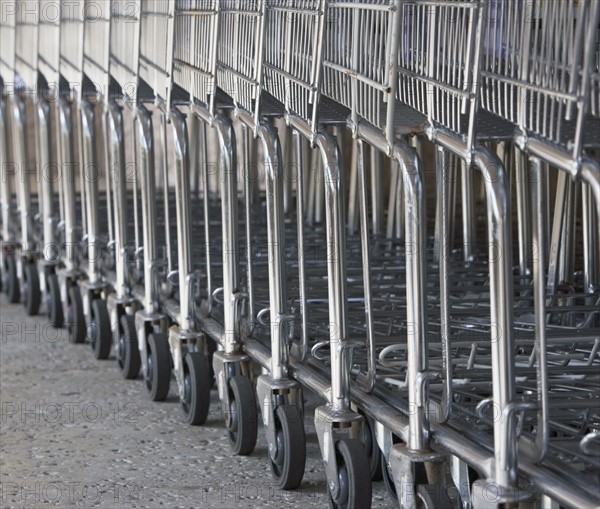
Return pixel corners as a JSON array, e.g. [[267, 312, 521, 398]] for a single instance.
[[0, 293, 393, 508]]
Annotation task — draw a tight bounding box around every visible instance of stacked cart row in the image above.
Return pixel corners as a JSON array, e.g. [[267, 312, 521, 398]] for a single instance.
[[1, 1, 599, 508]]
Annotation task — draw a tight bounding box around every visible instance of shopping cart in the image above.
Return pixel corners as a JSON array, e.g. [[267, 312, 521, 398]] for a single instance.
[[2, 0, 43, 316], [257, 1, 378, 505], [78, 0, 114, 360], [0, 0, 19, 303], [37, 0, 64, 328], [131, 0, 207, 418], [168, 0, 262, 448], [55, 0, 89, 344], [476, 1, 600, 507], [213, 0, 307, 488], [106, 0, 150, 380], [320, 2, 455, 507]]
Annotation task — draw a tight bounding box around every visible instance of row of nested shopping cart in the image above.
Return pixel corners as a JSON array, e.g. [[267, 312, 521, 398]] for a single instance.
[[1, 1, 599, 508]]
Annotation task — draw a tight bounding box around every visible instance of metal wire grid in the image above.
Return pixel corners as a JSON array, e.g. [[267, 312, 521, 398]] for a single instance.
[[109, 0, 141, 102], [37, 0, 60, 88], [322, 1, 399, 139], [59, 0, 85, 89], [139, 0, 174, 104], [0, 1, 16, 82], [15, 0, 39, 89], [482, 0, 600, 153], [396, 0, 483, 143], [173, 0, 219, 110], [480, 0, 523, 125], [215, 0, 263, 115], [82, 0, 111, 98], [262, 0, 325, 129]]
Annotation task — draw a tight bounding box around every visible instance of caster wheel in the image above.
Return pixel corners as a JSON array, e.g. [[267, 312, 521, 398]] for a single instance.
[[269, 404, 306, 490], [361, 415, 383, 481], [118, 314, 140, 379], [4, 255, 20, 303], [90, 298, 112, 360], [181, 352, 211, 425], [46, 273, 64, 328], [145, 333, 171, 401], [227, 375, 258, 455], [416, 484, 453, 509], [22, 262, 41, 315], [67, 286, 86, 343], [328, 439, 372, 509]]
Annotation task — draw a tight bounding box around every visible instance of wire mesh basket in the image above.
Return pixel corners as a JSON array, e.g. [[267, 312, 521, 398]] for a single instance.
[[323, 1, 404, 141], [263, 0, 326, 130], [0, 1, 16, 83], [397, 0, 485, 146], [481, 0, 600, 154], [173, 0, 219, 111], [109, 0, 141, 102], [139, 0, 174, 104], [38, 0, 61, 90], [216, 0, 263, 116], [83, 0, 111, 99], [15, 0, 39, 90], [59, 0, 85, 91]]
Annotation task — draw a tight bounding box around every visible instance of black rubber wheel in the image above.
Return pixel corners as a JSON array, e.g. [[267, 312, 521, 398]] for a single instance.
[[269, 404, 306, 490], [118, 314, 140, 379], [4, 255, 20, 303], [181, 352, 211, 425], [67, 286, 86, 343], [145, 333, 171, 401], [22, 262, 41, 315], [46, 273, 64, 328], [329, 438, 372, 509], [416, 484, 454, 509], [227, 375, 258, 455], [90, 298, 112, 360], [361, 415, 383, 481]]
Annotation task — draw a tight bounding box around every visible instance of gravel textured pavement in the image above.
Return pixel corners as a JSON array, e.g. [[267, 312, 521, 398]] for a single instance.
[[0, 293, 393, 508]]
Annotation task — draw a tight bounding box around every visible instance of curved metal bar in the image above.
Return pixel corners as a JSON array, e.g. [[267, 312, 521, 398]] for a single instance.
[[80, 99, 100, 283], [133, 105, 158, 312], [315, 127, 349, 412], [472, 144, 516, 489], [169, 108, 194, 331], [11, 94, 32, 254], [391, 141, 428, 452], [107, 102, 127, 297], [254, 117, 287, 380], [212, 112, 240, 354], [58, 97, 78, 271], [0, 93, 11, 242], [36, 94, 57, 264]]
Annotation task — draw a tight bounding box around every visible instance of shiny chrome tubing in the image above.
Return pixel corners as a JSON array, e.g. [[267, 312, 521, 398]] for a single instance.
[[107, 102, 127, 297], [80, 100, 100, 283], [358, 120, 430, 451], [11, 95, 32, 254], [58, 98, 77, 271], [0, 95, 10, 242], [170, 108, 194, 332], [203, 109, 240, 354], [249, 114, 287, 380], [133, 106, 158, 313], [431, 128, 516, 488], [36, 96, 57, 263], [311, 124, 350, 412]]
